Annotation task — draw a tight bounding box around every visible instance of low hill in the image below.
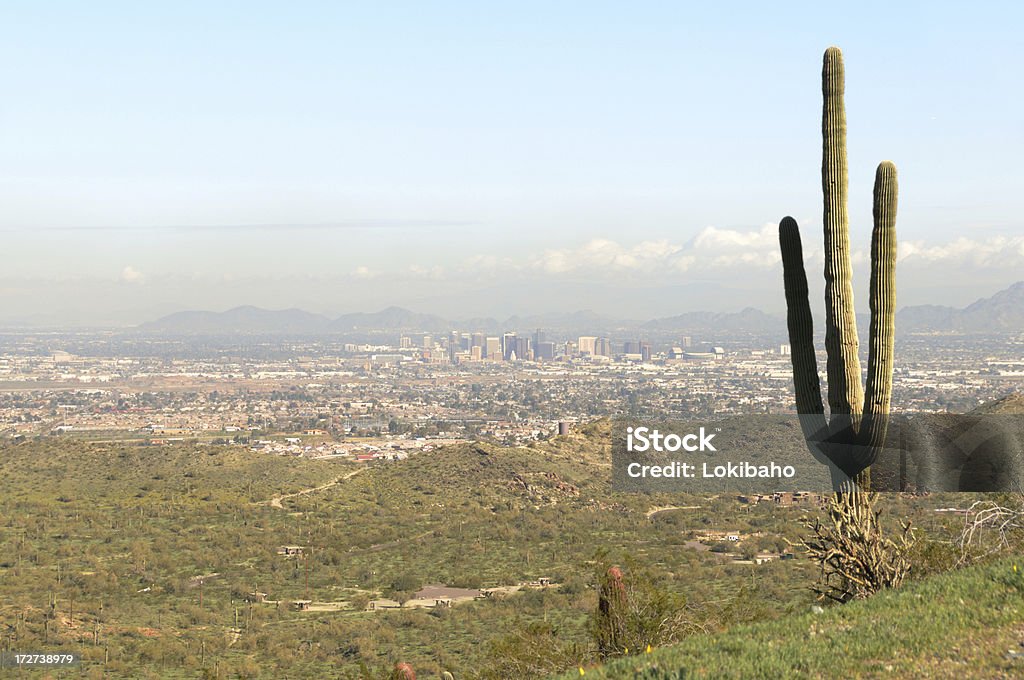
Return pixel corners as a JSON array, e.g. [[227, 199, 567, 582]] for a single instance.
[[138, 305, 332, 334], [970, 391, 1024, 415], [330, 305, 450, 332], [642, 307, 783, 334], [556, 556, 1024, 679]]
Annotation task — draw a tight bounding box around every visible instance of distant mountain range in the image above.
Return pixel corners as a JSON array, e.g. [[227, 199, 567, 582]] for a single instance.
[[139, 305, 440, 335], [137, 281, 1024, 336], [141, 306, 333, 335], [137, 305, 781, 336], [641, 307, 781, 333], [898, 281, 1024, 332]]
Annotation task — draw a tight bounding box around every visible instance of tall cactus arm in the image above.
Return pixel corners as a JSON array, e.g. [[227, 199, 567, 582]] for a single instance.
[[860, 161, 898, 452], [780, 217, 833, 470], [821, 46, 863, 422], [779, 217, 826, 419]]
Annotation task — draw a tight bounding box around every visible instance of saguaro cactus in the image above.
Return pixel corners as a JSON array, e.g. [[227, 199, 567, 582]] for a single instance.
[[595, 566, 628, 658], [779, 46, 898, 491]]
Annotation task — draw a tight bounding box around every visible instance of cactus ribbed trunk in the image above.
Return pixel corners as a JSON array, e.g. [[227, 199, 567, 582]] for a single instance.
[[780, 217, 825, 422], [596, 566, 628, 658], [821, 46, 863, 428], [861, 162, 898, 454]]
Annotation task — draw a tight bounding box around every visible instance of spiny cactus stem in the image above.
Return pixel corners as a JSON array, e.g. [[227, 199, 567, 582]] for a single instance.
[[779, 217, 826, 421], [821, 46, 863, 425], [860, 161, 898, 465]]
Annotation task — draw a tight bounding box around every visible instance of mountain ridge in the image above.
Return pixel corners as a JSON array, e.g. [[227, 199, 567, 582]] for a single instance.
[[135, 281, 1024, 336]]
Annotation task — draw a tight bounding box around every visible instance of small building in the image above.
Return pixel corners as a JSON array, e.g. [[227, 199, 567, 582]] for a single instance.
[[277, 545, 305, 557]]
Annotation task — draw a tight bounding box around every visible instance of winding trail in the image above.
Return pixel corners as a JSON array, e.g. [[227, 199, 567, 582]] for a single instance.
[[261, 468, 365, 509], [645, 505, 702, 518]]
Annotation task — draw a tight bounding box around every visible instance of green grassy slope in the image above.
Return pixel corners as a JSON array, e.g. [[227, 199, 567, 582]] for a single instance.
[[557, 557, 1024, 679]]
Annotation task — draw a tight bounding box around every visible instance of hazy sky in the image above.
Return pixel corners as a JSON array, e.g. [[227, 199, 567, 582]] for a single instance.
[[2, 1, 1022, 325]]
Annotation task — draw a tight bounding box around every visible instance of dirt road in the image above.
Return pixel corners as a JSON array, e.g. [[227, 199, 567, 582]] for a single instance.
[[262, 468, 364, 509]]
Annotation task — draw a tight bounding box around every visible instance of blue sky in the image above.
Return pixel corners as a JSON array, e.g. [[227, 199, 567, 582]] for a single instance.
[[1, 2, 1022, 324]]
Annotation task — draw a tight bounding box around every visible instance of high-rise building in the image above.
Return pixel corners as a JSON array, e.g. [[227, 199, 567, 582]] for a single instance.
[[422, 335, 433, 349], [485, 336, 501, 360], [624, 340, 640, 355], [595, 337, 612, 357], [577, 336, 597, 355], [448, 331, 461, 362], [471, 332, 484, 351], [515, 336, 531, 361], [533, 329, 546, 348], [399, 335, 412, 349], [501, 333, 517, 361], [536, 341, 556, 361], [640, 343, 652, 362]]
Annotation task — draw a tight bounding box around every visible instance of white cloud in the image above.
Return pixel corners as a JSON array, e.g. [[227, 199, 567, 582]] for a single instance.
[[898, 235, 1024, 267], [528, 224, 782, 276], [351, 265, 375, 279], [465, 226, 1024, 282], [408, 264, 446, 279], [120, 265, 145, 283], [690, 223, 777, 250], [532, 238, 688, 274]]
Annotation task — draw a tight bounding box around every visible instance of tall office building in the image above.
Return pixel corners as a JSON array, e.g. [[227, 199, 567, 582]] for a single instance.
[[448, 331, 461, 362], [485, 336, 501, 360], [595, 337, 612, 357], [640, 343, 652, 362], [501, 333, 517, 360], [422, 334, 433, 349], [536, 341, 556, 361], [399, 335, 412, 349], [577, 336, 597, 355], [515, 336, 531, 361]]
